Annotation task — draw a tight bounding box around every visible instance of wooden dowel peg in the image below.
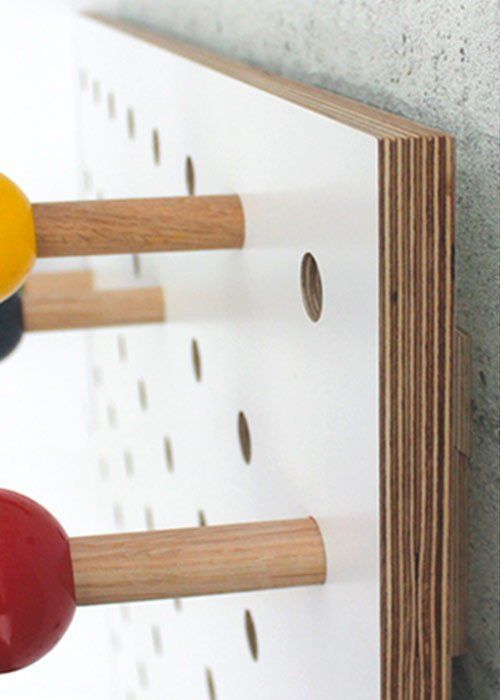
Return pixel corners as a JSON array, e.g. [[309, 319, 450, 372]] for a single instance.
[[23, 269, 93, 296], [0, 489, 326, 672], [70, 518, 326, 605], [0, 173, 245, 301], [0, 287, 165, 360], [22, 286, 165, 331], [32, 196, 245, 257]]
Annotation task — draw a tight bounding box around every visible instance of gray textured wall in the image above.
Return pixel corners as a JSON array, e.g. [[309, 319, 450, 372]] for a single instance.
[[117, 2, 499, 697]]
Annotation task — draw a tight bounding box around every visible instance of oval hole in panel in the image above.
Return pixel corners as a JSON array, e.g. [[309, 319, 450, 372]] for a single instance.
[[107, 92, 116, 119], [152, 128, 161, 165], [138, 379, 148, 411], [245, 610, 259, 661], [107, 403, 117, 428], [186, 156, 196, 195], [191, 339, 202, 382], [118, 334, 127, 362], [205, 668, 217, 700], [238, 411, 252, 464], [300, 252, 323, 322], [127, 108, 135, 139], [164, 436, 174, 473], [132, 254, 141, 277], [151, 624, 163, 656]]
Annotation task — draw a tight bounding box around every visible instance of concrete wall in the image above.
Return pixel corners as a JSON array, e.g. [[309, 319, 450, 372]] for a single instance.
[[117, 2, 499, 697]]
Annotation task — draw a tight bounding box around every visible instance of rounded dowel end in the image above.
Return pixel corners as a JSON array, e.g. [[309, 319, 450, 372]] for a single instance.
[[71, 518, 326, 605], [0, 490, 76, 673], [0, 293, 24, 361], [0, 174, 36, 302]]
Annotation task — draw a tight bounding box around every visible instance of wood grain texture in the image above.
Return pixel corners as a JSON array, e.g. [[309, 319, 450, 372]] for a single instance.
[[84, 15, 457, 697], [379, 133, 455, 699], [24, 270, 93, 296], [22, 287, 165, 331], [32, 195, 245, 257], [70, 518, 326, 605], [451, 329, 472, 657]]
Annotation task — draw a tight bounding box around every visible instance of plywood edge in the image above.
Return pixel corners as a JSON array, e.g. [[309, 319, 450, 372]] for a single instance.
[[380, 132, 455, 697], [82, 12, 450, 142]]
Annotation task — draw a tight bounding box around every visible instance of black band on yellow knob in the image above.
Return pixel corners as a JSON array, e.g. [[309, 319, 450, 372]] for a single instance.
[[0, 294, 24, 361]]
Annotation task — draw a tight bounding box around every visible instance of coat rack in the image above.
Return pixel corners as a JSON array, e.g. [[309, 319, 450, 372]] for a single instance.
[[0, 11, 471, 700]]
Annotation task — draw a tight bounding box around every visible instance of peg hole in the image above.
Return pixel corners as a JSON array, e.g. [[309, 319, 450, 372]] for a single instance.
[[238, 411, 252, 463], [151, 625, 163, 656], [244, 610, 258, 661], [132, 254, 141, 277], [127, 108, 136, 139], [300, 252, 323, 322], [138, 379, 148, 411], [124, 450, 134, 477], [206, 668, 217, 700], [164, 436, 174, 473], [152, 128, 161, 165], [118, 334, 127, 362], [186, 156, 196, 195], [107, 402, 117, 428], [198, 510, 207, 527], [174, 598, 182, 612], [191, 339, 202, 381], [107, 92, 116, 120]]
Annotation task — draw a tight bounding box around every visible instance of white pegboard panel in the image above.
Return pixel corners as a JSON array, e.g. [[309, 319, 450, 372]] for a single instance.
[[75, 14, 379, 700]]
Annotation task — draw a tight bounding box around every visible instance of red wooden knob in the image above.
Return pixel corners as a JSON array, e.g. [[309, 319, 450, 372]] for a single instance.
[[0, 489, 76, 673]]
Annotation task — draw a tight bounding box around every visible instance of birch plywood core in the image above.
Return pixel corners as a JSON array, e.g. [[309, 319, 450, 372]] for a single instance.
[[76, 14, 455, 700]]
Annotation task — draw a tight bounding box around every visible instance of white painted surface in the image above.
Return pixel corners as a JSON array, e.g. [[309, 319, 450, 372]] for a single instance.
[[76, 15, 380, 699]]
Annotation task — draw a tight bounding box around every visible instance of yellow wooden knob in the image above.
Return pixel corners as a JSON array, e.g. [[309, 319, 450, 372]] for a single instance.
[[0, 174, 36, 302]]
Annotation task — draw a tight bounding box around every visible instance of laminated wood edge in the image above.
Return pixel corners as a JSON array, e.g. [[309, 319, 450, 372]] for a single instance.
[[380, 133, 455, 698]]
